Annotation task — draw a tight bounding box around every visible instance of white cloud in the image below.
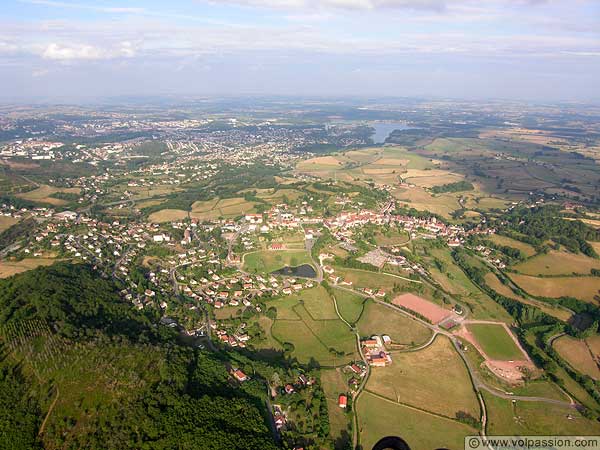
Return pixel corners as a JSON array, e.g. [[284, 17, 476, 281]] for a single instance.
[[41, 42, 137, 60], [18, 0, 145, 14], [208, 0, 446, 10]]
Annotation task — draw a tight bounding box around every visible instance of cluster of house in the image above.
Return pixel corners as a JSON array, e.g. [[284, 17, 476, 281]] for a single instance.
[[362, 335, 393, 367], [473, 244, 508, 269], [0, 139, 63, 159], [272, 373, 316, 430]]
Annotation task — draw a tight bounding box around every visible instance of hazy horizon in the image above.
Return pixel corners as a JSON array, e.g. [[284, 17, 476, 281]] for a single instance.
[[1, 0, 599, 103]]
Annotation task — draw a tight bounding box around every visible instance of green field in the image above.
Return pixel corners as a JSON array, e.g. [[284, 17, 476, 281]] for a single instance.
[[357, 391, 477, 450], [366, 335, 479, 418], [356, 300, 432, 346], [467, 323, 525, 360], [320, 369, 352, 448], [332, 289, 366, 324], [483, 391, 600, 435], [243, 249, 313, 273], [263, 287, 358, 366], [333, 267, 414, 295], [424, 248, 513, 322]]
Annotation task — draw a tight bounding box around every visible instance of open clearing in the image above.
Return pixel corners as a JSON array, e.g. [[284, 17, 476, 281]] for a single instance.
[[0, 258, 60, 278], [509, 273, 600, 303], [465, 323, 525, 361], [367, 335, 479, 418], [356, 300, 432, 346], [243, 249, 313, 273], [0, 216, 19, 232], [553, 335, 600, 380], [358, 391, 477, 450], [16, 185, 80, 206], [513, 250, 600, 276]]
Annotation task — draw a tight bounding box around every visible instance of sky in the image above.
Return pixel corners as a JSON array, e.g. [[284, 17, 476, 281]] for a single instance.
[[1, 0, 599, 102]]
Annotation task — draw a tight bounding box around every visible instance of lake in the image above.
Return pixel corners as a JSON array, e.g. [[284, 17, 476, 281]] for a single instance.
[[370, 122, 414, 144]]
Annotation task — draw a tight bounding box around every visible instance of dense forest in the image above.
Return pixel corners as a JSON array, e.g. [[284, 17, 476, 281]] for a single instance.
[[0, 263, 278, 450], [498, 206, 600, 257]]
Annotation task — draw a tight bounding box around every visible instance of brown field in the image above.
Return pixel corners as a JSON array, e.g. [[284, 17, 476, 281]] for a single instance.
[[189, 197, 257, 220], [367, 335, 479, 418], [407, 174, 464, 188], [553, 336, 600, 380], [393, 186, 462, 218], [509, 273, 600, 303], [590, 241, 600, 254], [0, 258, 59, 278], [300, 155, 345, 166], [392, 293, 453, 324], [148, 209, 188, 223], [587, 335, 600, 356], [484, 273, 572, 322], [489, 235, 536, 257], [513, 250, 600, 276], [372, 158, 409, 165], [16, 185, 81, 206], [0, 216, 19, 232]]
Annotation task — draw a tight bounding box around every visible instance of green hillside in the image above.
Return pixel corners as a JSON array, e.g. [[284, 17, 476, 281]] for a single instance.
[[0, 263, 277, 450]]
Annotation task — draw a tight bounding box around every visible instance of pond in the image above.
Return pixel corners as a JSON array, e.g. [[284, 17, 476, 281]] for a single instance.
[[272, 264, 317, 278]]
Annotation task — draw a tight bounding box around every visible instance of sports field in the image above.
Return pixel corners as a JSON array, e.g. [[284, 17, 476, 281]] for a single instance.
[[356, 300, 432, 346], [357, 391, 477, 450], [366, 335, 479, 418], [465, 323, 525, 361], [392, 293, 453, 324], [552, 335, 600, 380], [243, 249, 313, 273]]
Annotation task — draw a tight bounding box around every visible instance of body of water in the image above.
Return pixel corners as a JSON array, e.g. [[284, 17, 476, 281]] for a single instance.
[[272, 264, 317, 278], [370, 122, 414, 144]]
